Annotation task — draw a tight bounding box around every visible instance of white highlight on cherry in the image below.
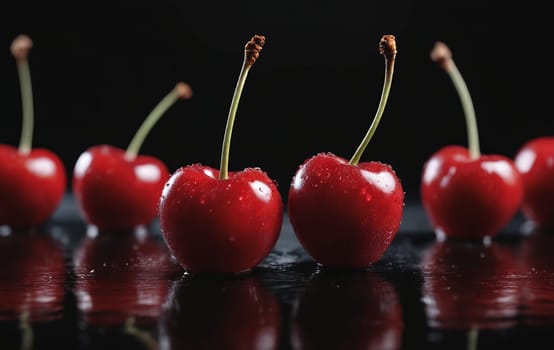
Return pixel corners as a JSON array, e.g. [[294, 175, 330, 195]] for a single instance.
[[134, 164, 161, 182], [423, 158, 441, 184], [439, 167, 456, 188], [360, 170, 396, 194], [249, 180, 272, 202], [291, 165, 306, 191], [481, 160, 517, 184], [203, 168, 216, 178], [514, 149, 536, 174], [74, 151, 92, 178], [26, 157, 56, 177], [161, 172, 180, 199]]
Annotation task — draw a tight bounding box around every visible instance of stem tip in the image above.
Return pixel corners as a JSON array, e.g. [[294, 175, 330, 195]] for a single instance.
[[379, 35, 397, 60], [11, 34, 33, 61], [175, 82, 193, 100], [430, 41, 453, 70], [244, 35, 265, 66]]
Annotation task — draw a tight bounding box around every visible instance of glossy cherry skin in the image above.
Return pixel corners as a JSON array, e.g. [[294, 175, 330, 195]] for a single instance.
[[291, 270, 403, 350], [421, 145, 523, 239], [159, 164, 283, 273], [73, 144, 170, 232], [159, 275, 281, 350], [287, 153, 404, 267], [0, 145, 66, 228], [421, 240, 519, 329], [514, 137, 554, 229]]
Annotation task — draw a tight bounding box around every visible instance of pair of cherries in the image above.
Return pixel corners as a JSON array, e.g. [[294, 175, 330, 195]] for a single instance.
[[0, 34, 191, 232], [421, 42, 554, 240]]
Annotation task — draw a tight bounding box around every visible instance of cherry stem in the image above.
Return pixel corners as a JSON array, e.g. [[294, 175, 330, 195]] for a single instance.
[[431, 42, 480, 159], [349, 35, 397, 166], [125, 82, 192, 160], [11, 35, 34, 155], [219, 35, 265, 180], [124, 317, 158, 350], [467, 327, 479, 350], [19, 311, 33, 350]]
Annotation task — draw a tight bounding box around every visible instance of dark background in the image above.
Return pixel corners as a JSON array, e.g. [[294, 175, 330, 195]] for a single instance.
[[0, 0, 551, 204]]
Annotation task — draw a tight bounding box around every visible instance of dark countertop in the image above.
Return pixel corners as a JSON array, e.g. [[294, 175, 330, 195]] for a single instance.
[[1, 193, 552, 350]]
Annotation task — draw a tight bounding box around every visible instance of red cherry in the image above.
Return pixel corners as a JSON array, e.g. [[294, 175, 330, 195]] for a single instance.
[[288, 154, 403, 266], [159, 35, 283, 273], [514, 137, 554, 229], [290, 270, 403, 350], [0, 146, 66, 228], [160, 165, 282, 272], [288, 35, 403, 267], [73, 145, 170, 231], [421, 240, 519, 330], [73, 229, 179, 327], [159, 275, 281, 350], [421, 146, 523, 239], [73, 83, 192, 232], [0, 35, 66, 228], [421, 42, 523, 240]]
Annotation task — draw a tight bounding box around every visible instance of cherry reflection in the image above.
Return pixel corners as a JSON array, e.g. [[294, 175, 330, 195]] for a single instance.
[[159, 275, 281, 350], [0, 231, 67, 349], [515, 229, 554, 325], [421, 240, 519, 330], [0, 231, 66, 322], [73, 228, 179, 327], [290, 269, 404, 350]]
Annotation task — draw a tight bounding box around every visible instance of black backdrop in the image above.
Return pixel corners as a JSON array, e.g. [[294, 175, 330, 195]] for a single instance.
[[0, 0, 551, 203]]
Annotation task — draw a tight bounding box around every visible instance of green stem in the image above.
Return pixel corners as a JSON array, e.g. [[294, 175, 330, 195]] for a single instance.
[[125, 87, 181, 159], [17, 60, 34, 155], [19, 311, 33, 350], [467, 327, 479, 350], [124, 317, 159, 350], [219, 61, 251, 180], [445, 61, 480, 159], [349, 58, 395, 165]]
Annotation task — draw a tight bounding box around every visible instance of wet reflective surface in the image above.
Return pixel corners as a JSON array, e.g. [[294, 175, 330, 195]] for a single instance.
[[2, 196, 554, 349]]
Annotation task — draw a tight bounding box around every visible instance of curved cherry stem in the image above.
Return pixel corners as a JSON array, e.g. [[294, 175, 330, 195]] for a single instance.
[[219, 62, 251, 180], [11, 35, 34, 155], [432, 42, 480, 159], [125, 83, 192, 160], [349, 35, 397, 166], [467, 327, 479, 350], [124, 317, 158, 350], [219, 35, 264, 180], [19, 311, 33, 350], [447, 62, 480, 159]]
